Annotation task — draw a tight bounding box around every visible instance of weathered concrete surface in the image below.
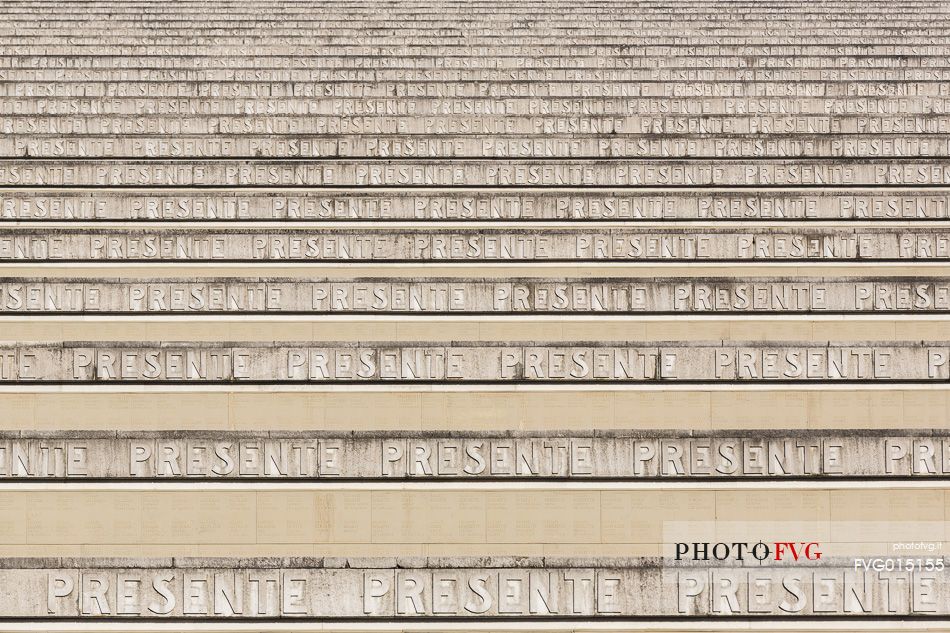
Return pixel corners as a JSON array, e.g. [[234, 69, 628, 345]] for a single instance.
[[2, 160, 949, 186], [1, 0, 949, 625], [0, 556, 942, 617], [3, 189, 949, 220], [5, 134, 948, 158], [0, 341, 945, 382], [0, 277, 947, 313], [0, 430, 948, 479], [2, 228, 950, 262]]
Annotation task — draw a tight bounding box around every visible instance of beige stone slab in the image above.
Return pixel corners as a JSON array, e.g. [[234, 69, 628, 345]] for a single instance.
[[423, 543, 547, 557], [0, 538, 928, 572], [485, 491, 601, 542], [370, 490, 488, 544], [3, 319, 950, 344], [0, 629, 923, 633], [0, 390, 946, 431], [0, 489, 942, 554]]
